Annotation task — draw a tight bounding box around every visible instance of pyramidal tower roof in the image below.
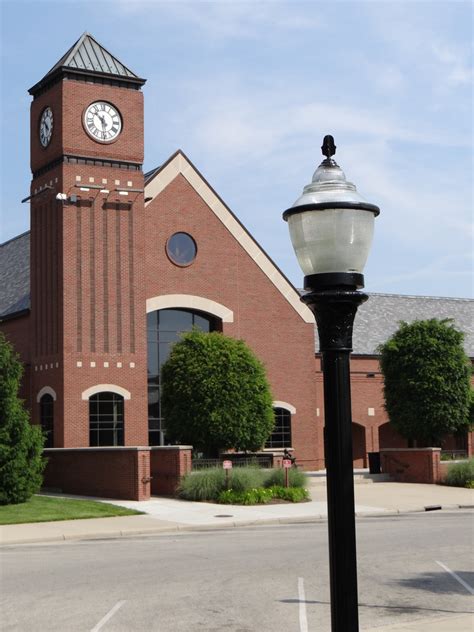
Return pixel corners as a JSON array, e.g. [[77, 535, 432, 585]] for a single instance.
[[29, 32, 145, 95]]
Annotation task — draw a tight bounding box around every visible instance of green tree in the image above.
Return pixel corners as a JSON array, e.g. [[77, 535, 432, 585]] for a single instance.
[[0, 333, 45, 505], [379, 319, 472, 446], [161, 329, 275, 456]]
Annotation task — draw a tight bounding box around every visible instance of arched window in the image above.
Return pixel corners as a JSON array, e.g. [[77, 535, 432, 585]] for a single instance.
[[265, 407, 292, 449], [89, 392, 124, 447], [147, 308, 220, 446], [40, 394, 54, 448]]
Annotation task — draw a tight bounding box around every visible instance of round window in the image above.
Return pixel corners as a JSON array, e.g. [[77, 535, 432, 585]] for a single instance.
[[166, 232, 197, 266]]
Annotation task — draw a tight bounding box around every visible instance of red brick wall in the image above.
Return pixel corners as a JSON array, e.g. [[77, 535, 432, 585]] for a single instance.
[[150, 447, 192, 496], [57, 164, 148, 447], [380, 448, 441, 484], [43, 447, 151, 500]]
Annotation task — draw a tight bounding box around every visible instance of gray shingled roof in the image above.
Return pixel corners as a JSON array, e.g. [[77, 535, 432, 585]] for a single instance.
[[0, 232, 30, 318], [28, 33, 145, 95], [311, 292, 474, 356], [44, 32, 139, 79], [1, 231, 472, 356], [352, 293, 473, 356]]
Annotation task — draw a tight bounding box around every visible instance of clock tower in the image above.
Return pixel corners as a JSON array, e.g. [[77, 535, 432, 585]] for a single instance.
[[28, 33, 148, 447]]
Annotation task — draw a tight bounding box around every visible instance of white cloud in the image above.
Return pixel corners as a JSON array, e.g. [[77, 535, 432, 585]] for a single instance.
[[363, 1, 473, 99], [115, 0, 324, 36], [178, 85, 469, 173], [431, 42, 473, 86], [369, 252, 474, 292]]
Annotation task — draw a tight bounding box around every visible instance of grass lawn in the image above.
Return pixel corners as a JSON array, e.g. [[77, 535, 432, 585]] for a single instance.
[[0, 495, 143, 525]]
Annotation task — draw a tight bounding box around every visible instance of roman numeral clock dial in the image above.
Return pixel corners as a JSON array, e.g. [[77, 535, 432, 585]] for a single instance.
[[84, 101, 122, 143], [39, 106, 53, 147]]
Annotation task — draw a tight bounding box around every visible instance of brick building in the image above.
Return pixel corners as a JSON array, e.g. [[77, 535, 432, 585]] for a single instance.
[[0, 34, 472, 498]]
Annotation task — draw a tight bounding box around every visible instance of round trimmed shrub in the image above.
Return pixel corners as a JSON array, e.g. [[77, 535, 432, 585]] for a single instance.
[[161, 329, 274, 455], [379, 319, 472, 445]]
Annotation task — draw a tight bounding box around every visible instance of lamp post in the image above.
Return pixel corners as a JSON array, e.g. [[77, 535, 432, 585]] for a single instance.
[[283, 136, 380, 632]]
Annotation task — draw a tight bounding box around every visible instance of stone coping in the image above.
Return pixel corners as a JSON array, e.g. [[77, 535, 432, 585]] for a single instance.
[[380, 448, 441, 452], [43, 447, 151, 452], [150, 446, 193, 450], [43, 445, 193, 453]]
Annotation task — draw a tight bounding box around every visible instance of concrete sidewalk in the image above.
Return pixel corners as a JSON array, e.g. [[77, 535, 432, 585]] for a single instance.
[[1, 480, 472, 546], [363, 612, 474, 631]]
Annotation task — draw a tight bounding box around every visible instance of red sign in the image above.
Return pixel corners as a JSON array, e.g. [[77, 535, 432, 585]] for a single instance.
[[223, 460, 233, 470], [283, 459, 292, 469]]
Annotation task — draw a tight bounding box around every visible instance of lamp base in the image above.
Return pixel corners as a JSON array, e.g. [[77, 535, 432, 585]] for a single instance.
[[304, 272, 364, 291]]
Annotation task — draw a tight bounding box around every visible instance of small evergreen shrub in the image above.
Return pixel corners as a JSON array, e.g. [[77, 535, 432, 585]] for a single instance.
[[217, 485, 309, 505], [269, 486, 310, 503], [263, 467, 307, 489], [218, 488, 274, 505], [444, 459, 474, 488]]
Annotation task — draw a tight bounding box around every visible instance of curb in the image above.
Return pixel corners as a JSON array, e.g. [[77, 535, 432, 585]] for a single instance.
[[1, 504, 472, 546]]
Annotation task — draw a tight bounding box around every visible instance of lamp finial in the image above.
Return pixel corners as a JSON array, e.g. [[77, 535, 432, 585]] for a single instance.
[[321, 135, 336, 159]]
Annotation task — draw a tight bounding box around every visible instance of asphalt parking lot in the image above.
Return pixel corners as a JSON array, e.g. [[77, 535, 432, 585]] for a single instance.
[[1, 512, 473, 631]]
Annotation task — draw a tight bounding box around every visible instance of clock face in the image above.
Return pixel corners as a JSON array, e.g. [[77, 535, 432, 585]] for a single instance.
[[39, 107, 53, 147], [84, 101, 122, 143]]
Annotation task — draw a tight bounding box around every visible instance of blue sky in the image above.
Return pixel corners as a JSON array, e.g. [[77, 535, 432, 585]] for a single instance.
[[1, 0, 472, 298]]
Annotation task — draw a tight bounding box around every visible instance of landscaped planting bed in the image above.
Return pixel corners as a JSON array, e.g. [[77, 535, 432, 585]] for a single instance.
[[178, 466, 309, 504]]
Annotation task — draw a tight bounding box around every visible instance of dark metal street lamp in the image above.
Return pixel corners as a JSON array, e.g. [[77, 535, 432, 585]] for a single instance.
[[283, 136, 380, 632]]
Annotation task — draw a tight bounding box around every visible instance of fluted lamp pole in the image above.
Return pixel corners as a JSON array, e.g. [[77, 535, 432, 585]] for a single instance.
[[283, 136, 380, 632]]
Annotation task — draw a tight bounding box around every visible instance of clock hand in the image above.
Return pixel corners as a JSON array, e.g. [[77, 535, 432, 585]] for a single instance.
[[96, 114, 106, 129]]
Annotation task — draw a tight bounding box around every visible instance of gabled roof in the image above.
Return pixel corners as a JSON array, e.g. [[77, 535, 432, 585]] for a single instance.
[[144, 150, 315, 324], [144, 165, 164, 184], [0, 232, 30, 319], [29, 33, 145, 95]]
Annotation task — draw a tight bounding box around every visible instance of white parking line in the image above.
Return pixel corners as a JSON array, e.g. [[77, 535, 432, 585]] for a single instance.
[[298, 577, 308, 632], [436, 561, 474, 595], [90, 600, 127, 632]]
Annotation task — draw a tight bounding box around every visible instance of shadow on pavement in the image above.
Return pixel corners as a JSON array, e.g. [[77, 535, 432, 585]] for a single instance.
[[394, 570, 474, 594], [278, 598, 472, 616]]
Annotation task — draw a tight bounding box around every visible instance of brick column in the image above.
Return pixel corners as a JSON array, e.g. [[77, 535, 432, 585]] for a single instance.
[[150, 446, 193, 495]]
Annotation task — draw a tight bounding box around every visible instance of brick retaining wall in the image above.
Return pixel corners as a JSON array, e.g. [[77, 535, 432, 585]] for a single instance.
[[380, 448, 441, 484], [43, 447, 151, 500]]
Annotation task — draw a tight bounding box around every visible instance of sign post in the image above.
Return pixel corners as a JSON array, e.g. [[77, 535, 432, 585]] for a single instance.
[[223, 460, 233, 489], [283, 459, 292, 488]]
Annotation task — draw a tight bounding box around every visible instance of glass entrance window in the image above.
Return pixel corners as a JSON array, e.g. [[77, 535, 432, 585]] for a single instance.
[[265, 407, 292, 449], [40, 394, 54, 448], [147, 308, 219, 446], [89, 392, 124, 446]]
